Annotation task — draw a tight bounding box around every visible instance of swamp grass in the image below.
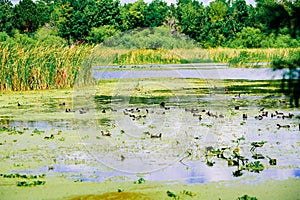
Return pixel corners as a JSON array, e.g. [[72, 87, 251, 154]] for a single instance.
[[92, 47, 300, 67], [1, 40, 298, 92], [0, 42, 93, 91]]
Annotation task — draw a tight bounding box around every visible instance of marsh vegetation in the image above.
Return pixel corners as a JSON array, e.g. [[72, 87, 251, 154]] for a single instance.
[[0, 78, 299, 199]]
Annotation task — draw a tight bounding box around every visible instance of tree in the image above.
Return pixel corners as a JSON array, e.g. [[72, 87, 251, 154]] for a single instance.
[[143, 0, 169, 27], [13, 0, 40, 34], [0, 0, 14, 35], [54, 0, 122, 43], [176, 0, 207, 43], [121, 0, 147, 30], [208, 0, 228, 23], [94, 0, 122, 28], [255, 0, 290, 35], [230, 27, 264, 48], [232, 0, 249, 32], [36, 0, 58, 27], [289, 0, 300, 38]]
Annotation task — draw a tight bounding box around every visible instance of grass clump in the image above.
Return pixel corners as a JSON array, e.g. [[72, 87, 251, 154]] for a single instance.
[[0, 41, 93, 91]]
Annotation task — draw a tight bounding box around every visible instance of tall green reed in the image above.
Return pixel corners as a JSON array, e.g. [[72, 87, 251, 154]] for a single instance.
[[0, 42, 92, 91]]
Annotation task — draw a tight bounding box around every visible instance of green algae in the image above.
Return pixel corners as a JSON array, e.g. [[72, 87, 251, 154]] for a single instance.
[[0, 78, 299, 199]]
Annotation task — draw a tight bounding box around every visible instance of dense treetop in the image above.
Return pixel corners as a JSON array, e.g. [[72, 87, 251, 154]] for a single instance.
[[0, 0, 299, 48]]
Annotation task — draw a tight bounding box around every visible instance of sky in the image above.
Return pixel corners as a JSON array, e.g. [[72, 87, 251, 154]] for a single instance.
[[11, 0, 256, 6]]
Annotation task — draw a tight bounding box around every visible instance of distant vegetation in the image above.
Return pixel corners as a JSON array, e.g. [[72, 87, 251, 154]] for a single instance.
[[0, 0, 299, 48]]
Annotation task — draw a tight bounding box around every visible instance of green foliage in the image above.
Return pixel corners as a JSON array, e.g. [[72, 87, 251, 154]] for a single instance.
[[34, 26, 67, 46], [0, 0, 14, 35], [176, 0, 207, 43], [87, 25, 120, 44], [0, 35, 92, 91], [143, 0, 169, 27], [229, 27, 263, 48], [208, 0, 228, 23], [121, 0, 147, 30], [0, 31, 9, 42], [0, 0, 299, 47], [13, 0, 40, 33], [102, 27, 197, 49], [54, 0, 121, 43]]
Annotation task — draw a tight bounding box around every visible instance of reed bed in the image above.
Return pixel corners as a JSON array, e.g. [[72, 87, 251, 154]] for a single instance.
[[169, 48, 300, 65], [92, 47, 300, 66], [0, 42, 93, 91]]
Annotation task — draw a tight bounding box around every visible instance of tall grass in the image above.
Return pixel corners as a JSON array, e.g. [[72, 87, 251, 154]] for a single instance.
[[0, 42, 93, 91], [92, 47, 300, 66]]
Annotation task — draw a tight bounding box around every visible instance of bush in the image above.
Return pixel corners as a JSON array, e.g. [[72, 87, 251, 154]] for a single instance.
[[102, 26, 198, 49], [87, 25, 120, 44], [228, 27, 263, 48], [0, 32, 10, 42], [261, 34, 300, 48], [35, 27, 67, 46]]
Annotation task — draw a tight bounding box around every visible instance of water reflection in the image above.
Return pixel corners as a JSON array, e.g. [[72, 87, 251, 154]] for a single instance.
[[93, 68, 287, 80], [0, 118, 74, 130], [25, 161, 300, 184]]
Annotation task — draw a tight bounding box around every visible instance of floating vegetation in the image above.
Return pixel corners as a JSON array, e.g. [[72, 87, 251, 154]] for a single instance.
[[237, 194, 258, 200], [181, 190, 196, 197], [0, 173, 46, 187], [133, 177, 145, 184], [32, 128, 44, 135], [246, 161, 265, 173], [203, 136, 274, 177], [17, 180, 46, 187], [166, 190, 178, 199], [0, 173, 46, 179], [0, 127, 23, 135], [250, 141, 267, 152]]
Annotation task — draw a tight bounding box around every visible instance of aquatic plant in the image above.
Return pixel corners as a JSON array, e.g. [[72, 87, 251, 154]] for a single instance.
[[0, 127, 23, 135], [0, 42, 93, 91], [32, 128, 44, 135], [246, 161, 264, 173], [93, 47, 300, 66], [181, 190, 196, 197], [166, 191, 178, 199], [237, 194, 258, 200], [17, 180, 46, 187], [0, 173, 32, 179], [133, 177, 145, 184], [250, 141, 267, 152]]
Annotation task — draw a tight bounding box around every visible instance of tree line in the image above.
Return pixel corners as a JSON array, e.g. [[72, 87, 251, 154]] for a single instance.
[[0, 0, 300, 48]]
